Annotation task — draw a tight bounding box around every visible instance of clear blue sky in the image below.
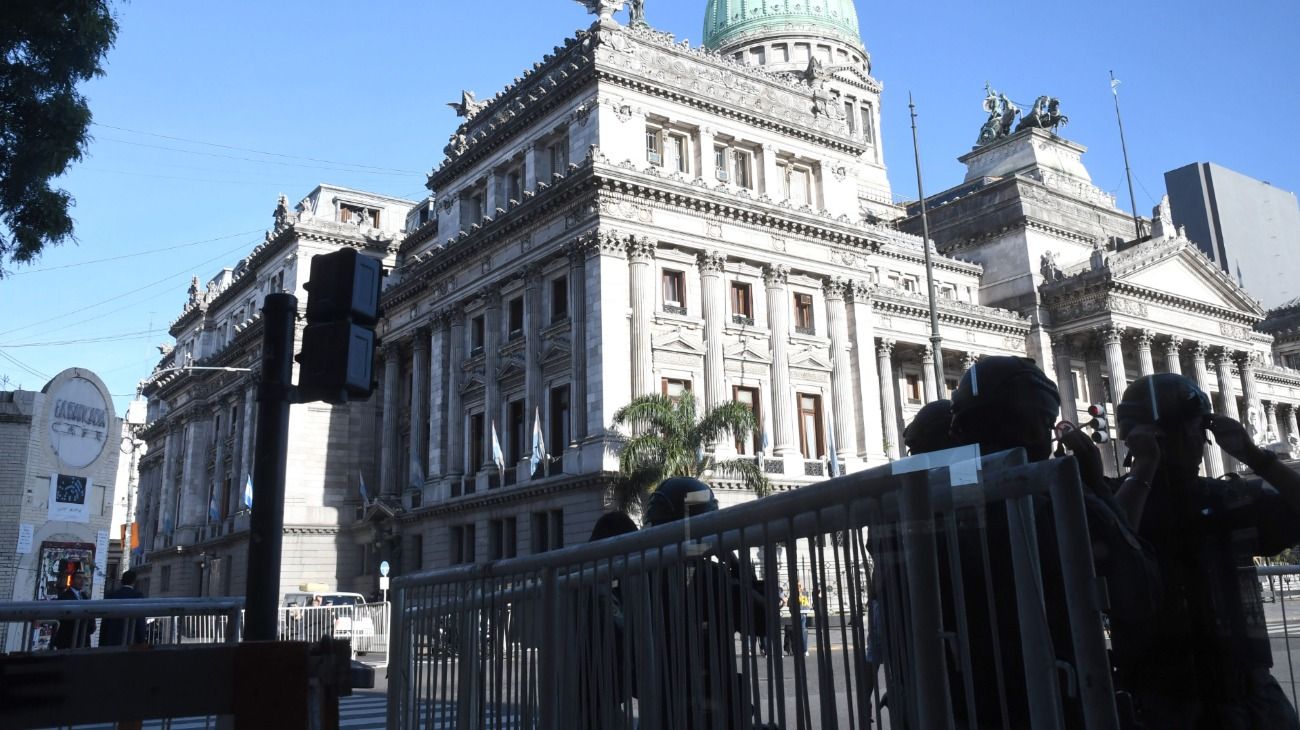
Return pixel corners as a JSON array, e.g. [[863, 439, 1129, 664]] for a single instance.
[[2, 0, 1297, 415]]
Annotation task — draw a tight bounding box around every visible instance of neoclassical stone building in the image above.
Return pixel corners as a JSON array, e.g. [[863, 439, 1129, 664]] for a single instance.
[[131, 2, 1299, 592]]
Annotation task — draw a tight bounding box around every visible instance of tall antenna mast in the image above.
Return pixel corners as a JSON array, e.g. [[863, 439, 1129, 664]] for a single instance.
[[909, 92, 946, 394], [1110, 70, 1144, 242]]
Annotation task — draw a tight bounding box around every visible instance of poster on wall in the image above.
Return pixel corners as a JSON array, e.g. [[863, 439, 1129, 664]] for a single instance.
[[17, 523, 33, 554], [32, 541, 95, 652], [48, 474, 91, 523]]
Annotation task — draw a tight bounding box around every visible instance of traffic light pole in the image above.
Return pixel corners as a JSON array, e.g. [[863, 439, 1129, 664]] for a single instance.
[[244, 293, 297, 642]]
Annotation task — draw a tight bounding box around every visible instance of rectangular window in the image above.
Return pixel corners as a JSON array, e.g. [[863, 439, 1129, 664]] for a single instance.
[[773, 43, 789, 62], [507, 399, 526, 466], [845, 101, 857, 133], [794, 292, 815, 334], [489, 518, 517, 560], [452, 524, 477, 564], [734, 386, 761, 455], [906, 374, 922, 404], [669, 133, 689, 174], [714, 146, 729, 181], [901, 277, 918, 294], [508, 297, 525, 338], [339, 203, 377, 227], [749, 46, 766, 65], [160, 566, 172, 592], [549, 385, 571, 454], [469, 413, 485, 476], [470, 315, 485, 352], [662, 378, 692, 402], [734, 150, 754, 190], [788, 166, 811, 206], [861, 102, 875, 144], [531, 512, 550, 554], [506, 169, 523, 203], [662, 269, 686, 312], [410, 533, 424, 570], [730, 281, 753, 324], [551, 276, 569, 323], [646, 128, 663, 166], [797, 393, 824, 460], [549, 137, 568, 177], [550, 510, 564, 550]]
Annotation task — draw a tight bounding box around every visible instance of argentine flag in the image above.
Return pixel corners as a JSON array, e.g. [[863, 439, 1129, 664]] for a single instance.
[[530, 408, 546, 475], [208, 496, 220, 522], [243, 474, 253, 509], [359, 473, 370, 504], [827, 421, 842, 478]]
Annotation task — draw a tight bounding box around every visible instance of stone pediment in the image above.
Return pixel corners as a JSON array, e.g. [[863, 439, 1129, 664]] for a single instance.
[[1110, 238, 1265, 316], [726, 339, 773, 364], [497, 354, 527, 380], [827, 65, 882, 93], [788, 345, 831, 371], [541, 338, 572, 367], [654, 329, 705, 355]]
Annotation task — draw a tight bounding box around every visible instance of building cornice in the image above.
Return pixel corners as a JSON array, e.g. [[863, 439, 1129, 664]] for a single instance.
[[870, 287, 1030, 335], [396, 472, 612, 523]]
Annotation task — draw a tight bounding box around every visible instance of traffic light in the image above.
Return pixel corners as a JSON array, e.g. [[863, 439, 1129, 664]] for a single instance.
[[1085, 404, 1110, 443], [296, 248, 383, 404], [57, 559, 82, 589]]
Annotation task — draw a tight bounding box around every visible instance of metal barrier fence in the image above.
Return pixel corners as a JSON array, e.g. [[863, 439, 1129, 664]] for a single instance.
[[1258, 564, 1300, 711], [387, 447, 1119, 729]]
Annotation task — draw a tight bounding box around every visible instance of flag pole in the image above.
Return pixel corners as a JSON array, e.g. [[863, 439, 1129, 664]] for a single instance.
[[910, 92, 947, 394], [1110, 71, 1144, 242]]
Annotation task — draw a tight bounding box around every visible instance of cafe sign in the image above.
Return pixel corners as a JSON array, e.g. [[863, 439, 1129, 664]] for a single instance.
[[48, 374, 111, 469]]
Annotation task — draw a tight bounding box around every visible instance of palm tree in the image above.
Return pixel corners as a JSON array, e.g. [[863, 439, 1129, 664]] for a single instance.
[[610, 392, 771, 512]]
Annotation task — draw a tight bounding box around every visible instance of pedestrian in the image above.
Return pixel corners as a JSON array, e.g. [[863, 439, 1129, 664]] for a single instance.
[[100, 569, 148, 647], [902, 398, 958, 455], [51, 571, 94, 649], [576, 510, 639, 729], [943, 355, 1160, 728], [1110, 373, 1300, 729]]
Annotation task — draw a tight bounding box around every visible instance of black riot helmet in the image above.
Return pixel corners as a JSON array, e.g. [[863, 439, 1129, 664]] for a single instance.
[[1116, 373, 1212, 440], [644, 477, 718, 527], [950, 356, 1060, 461], [903, 399, 957, 455]]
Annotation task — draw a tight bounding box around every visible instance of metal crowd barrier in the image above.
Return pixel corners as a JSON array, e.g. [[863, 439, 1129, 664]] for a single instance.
[[1258, 564, 1300, 711], [386, 447, 1120, 729]]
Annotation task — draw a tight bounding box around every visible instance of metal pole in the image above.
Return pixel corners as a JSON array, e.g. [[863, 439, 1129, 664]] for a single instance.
[[121, 433, 140, 573], [243, 293, 297, 642], [910, 93, 948, 392], [1110, 71, 1144, 242]]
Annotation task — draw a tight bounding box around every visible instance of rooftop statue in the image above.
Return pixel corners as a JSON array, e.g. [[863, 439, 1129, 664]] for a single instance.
[[447, 90, 487, 119], [574, 0, 624, 21], [1015, 95, 1069, 134], [628, 0, 647, 27], [976, 84, 1020, 147]]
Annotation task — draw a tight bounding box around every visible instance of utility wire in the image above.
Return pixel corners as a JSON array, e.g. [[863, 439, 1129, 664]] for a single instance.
[[93, 122, 426, 175], [95, 135, 422, 178], [2, 329, 164, 348], [0, 239, 257, 338], [11, 229, 262, 275], [0, 350, 50, 380]]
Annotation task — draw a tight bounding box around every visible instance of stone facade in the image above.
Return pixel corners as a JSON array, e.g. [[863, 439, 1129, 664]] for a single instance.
[[1, 369, 120, 651]]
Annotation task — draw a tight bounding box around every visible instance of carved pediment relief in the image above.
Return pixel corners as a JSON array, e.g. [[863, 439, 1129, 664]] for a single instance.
[[653, 328, 705, 355], [788, 345, 832, 371], [460, 373, 485, 395], [1119, 249, 1263, 315], [541, 337, 572, 366], [497, 354, 527, 380], [726, 339, 773, 364]]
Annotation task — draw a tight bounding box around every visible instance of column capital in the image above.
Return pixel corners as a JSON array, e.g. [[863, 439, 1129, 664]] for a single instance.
[[961, 352, 979, 371], [1264, 400, 1277, 415], [1096, 324, 1125, 347], [1213, 348, 1237, 368], [1163, 336, 1183, 356], [595, 229, 628, 258], [626, 235, 656, 262], [696, 251, 726, 274], [1050, 334, 1072, 356], [1191, 341, 1212, 359], [411, 327, 432, 352], [1134, 329, 1155, 348], [480, 287, 502, 309], [822, 277, 850, 301], [849, 280, 874, 304], [1234, 350, 1262, 369], [761, 263, 788, 288], [876, 339, 895, 358], [566, 230, 599, 262], [919, 344, 935, 363]]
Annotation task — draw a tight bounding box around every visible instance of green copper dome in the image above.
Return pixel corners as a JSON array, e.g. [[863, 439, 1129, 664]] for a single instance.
[[703, 0, 864, 52]]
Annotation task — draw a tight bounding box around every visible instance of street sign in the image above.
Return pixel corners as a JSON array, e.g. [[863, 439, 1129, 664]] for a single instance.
[[379, 576, 390, 590], [379, 560, 390, 577]]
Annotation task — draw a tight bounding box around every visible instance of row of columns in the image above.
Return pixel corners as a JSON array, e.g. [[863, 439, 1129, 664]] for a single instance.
[[1051, 325, 1292, 478]]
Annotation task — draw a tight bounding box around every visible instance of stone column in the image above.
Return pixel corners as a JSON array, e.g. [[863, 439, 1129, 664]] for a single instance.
[[1163, 337, 1183, 375], [181, 415, 212, 529], [227, 397, 244, 515], [409, 331, 430, 490], [850, 282, 885, 464], [627, 236, 656, 397], [1100, 325, 1129, 465], [380, 344, 403, 497], [877, 340, 900, 460], [920, 345, 938, 404], [824, 278, 858, 463], [158, 426, 179, 544], [696, 127, 716, 182], [1265, 401, 1280, 441], [482, 291, 502, 474], [763, 264, 797, 458], [567, 238, 590, 444], [760, 144, 781, 198], [524, 268, 544, 475], [1213, 350, 1241, 420], [1190, 343, 1224, 477], [1237, 352, 1264, 439], [1286, 405, 1300, 447], [698, 252, 728, 410], [524, 143, 541, 191], [428, 317, 447, 478], [1051, 336, 1079, 422], [446, 308, 466, 478], [211, 403, 227, 520], [1135, 329, 1155, 377], [484, 170, 501, 216]]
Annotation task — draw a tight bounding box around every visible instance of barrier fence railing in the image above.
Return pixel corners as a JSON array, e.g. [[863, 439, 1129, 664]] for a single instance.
[[386, 447, 1120, 730], [1258, 564, 1300, 711]]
